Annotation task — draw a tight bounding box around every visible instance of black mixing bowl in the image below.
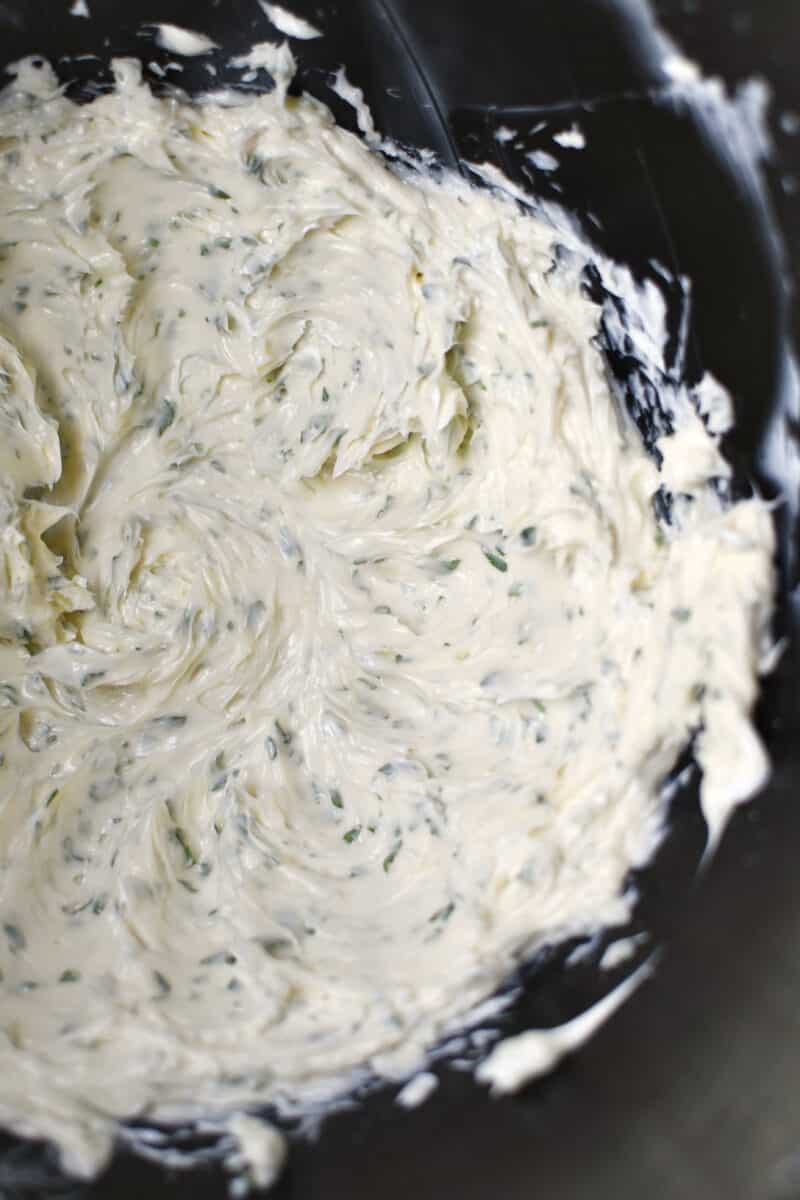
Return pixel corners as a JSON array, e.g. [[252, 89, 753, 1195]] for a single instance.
[[0, 2, 798, 1197]]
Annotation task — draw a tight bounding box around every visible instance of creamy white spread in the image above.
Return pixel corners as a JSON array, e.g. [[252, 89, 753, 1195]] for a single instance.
[[0, 52, 775, 1180]]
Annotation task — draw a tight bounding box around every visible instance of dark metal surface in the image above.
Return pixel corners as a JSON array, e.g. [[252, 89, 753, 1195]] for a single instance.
[[0, 1, 798, 1196]]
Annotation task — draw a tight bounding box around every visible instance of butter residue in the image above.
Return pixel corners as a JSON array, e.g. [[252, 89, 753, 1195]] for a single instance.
[[476, 961, 655, 1095], [395, 1072, 439, 1110], [153, 24, 218, 56], [226, 1114, 287, 1195], [259, 2, 322, 40]]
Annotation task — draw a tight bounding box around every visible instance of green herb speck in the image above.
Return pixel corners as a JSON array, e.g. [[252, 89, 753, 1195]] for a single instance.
[[258, 937, 291, 958], [153, 970, 171, 996], [157, 399, 175, 436], [275, 719, 292, 746], [483, 548, 508, 573], [174, 827, 198, 867], [383, 841, 402, 872], [4, 923, 25, 952]]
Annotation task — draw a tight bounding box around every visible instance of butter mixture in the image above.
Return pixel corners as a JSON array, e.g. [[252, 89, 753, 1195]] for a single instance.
[[0, 55, 775, 1177]]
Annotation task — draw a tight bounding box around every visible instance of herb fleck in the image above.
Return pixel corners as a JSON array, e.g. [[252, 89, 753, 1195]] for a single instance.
[[483, 548, 508, 573], [157, 399, 176, 436], [257, 938, 291, 959], [3, 923, 25, 952], [383, 841, 402, 872], [174, 827, 198, 867], [153, 970, 171, 996]]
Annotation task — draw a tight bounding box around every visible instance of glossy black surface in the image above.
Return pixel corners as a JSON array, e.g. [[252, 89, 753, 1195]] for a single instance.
[[0, 2, 798, 1197]]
